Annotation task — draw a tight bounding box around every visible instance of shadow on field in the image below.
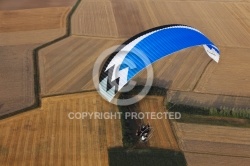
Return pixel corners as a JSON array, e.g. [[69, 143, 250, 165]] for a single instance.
[[108, 147, 187, 166]]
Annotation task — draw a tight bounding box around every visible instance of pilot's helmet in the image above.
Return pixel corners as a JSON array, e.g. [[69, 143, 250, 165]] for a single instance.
[[141, 136, 146, 141]]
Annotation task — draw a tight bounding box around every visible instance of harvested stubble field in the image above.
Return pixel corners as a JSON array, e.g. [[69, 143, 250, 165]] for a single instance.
[[39, 36, 124, 96], [0, 29, 68, 46], [0, 7, 71, 46], [0, 0, 76, 10], [39, 0, 250, 109], [173, 122, 250, 166], [194, 47, 250, 96], [1, 0, 250, 165], [0, 8, 70, 33], [136, 96, 179, 150], [71, 0, 250, 47], [0, 4, 75, 116], [0, 92, 122, 165], [36, 2, 250, 164]]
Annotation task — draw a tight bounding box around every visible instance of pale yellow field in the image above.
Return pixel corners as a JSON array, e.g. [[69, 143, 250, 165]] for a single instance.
[[173, 122, 250, 165], [71, 1, 119, 37], [0, 92, 122, 166]]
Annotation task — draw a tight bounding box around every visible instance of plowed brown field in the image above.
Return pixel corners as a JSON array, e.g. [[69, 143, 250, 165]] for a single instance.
[[173, 122, 250, 165], [0, 44, 39, 116]]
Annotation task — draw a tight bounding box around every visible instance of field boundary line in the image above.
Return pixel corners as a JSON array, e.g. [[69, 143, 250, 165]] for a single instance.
[[71, 34, 127, 40], [168, 89, 250, 99], [169, 121, 183, 151], [184, 150, 250, 159], [0, 0, 82, 120], [192, 59, 212, 91], [42, 89, 97, 99]]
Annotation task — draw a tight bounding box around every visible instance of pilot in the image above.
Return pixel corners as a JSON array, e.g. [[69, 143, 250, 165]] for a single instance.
[[141, 125, 146, 132], [136, 129, 142, 136]]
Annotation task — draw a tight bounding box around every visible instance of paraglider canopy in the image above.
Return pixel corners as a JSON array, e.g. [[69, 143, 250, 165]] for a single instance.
[[98, 24, 220, 102]]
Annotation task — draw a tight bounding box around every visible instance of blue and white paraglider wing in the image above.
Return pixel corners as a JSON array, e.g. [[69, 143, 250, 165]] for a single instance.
[[99, 24, 220, 102]]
